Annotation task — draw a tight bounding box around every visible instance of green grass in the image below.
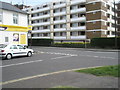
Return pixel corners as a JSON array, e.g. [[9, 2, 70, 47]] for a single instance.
[[49, 86, 84, 90], [76, 65, 120, 77]]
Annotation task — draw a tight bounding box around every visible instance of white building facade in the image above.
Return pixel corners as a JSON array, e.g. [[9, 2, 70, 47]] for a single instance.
[[24, 0, 116, 42], [0, 1, 32, 45]]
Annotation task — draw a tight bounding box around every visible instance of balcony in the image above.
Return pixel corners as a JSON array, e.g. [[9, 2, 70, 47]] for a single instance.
[[54, 20, 66, 24], [107, 27, 115, 31], [54, 12, 66, 16], [31, 7, 50, 14], [31, 14, 50, 20], [71, 0, 86, 5], [71, 8, 86, 14], [54, 3, 66, 9], [54, 28, 66, 32], [54, 37, 66, 40], [71, 17, 86, 22], [32, 37, 50, 39], [32, 29, 50, 33], [32, 22, 50, 26], [70, 36, 86, 39], [71, 26, 86, 31]]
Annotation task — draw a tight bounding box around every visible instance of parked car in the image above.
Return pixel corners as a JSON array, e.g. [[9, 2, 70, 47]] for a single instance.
[[0, 44, 34, 60]]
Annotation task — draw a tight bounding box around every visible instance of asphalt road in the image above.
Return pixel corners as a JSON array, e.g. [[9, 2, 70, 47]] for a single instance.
[[1, 46, 118, 88]]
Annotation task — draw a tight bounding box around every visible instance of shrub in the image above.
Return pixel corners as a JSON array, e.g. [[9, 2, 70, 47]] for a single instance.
[[53, 42, 90, 48], [28, 39, 53, 46], [91, 37, 120, 48]]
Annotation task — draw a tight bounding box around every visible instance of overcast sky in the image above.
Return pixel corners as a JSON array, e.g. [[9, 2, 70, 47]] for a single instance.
[[0, 0, 120, 6]]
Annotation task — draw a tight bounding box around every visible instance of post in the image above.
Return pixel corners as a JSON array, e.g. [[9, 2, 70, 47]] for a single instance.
[[114, 1, 117, 49], [28, 30, 32, 48]]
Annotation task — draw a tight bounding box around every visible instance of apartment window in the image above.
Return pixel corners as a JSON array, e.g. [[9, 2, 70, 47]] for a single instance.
[[107, 5, 110, 9], [107, 31, 110, 35], [5, 37, 9, 42], [78, 31, 81, 36], [0, 12, 2, 22], [43, 5, 48, 8], [43, 26, 48, 29], [37, 27, 39, 30], [78, 4, 85, 8], [112, 31, 115, 35], [53, 3, 56, 5], [70, 32, 73, 36], [60, 7, 66, 12], [70, 5, 77, 10], [54, 32, 58, 36], [107, 14, 110, 18], [37, 7, 39, 9], [78, 13, 85, 17], [37, 13, 39, 16], [107, 22, 110, 26], [43, 33, 48, 36], [54, 8, 60, 13], [112, 15, 115, 19], [80, 22, 85, 26], [13, 13, 18, 24], [31, 8, 33, 11], [81, 31, 85, 35], [37, 20, 39, 23], [60, 32, 63, 36], [60, 24, 66, 28], [54, 17, 59, 21], [37, 33, 39, 37], [60, 15, 66, 20], [54, 24, 59, 28], [112, 23, 115, 27], [70, 23, 78, 27]]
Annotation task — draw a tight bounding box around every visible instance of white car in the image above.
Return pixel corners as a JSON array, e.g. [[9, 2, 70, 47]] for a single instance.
[[0, 44, 34, 60]]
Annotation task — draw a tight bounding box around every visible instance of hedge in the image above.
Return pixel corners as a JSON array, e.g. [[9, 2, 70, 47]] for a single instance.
[[28, 39, 53, 46], [91, 37, 120, 48], [53, 42, 90, 48]]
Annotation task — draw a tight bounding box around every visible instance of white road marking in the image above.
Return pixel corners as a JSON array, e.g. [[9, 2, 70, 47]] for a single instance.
[[1, 60, 43, 68], [0, 65, 104, 85], [37, 51, 78, 56], [79, 54, 116, 59], [51, 55, 73, 60]]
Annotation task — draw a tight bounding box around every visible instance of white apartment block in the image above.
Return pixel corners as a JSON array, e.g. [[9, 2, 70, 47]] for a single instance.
[[23, 0, 116, 42]]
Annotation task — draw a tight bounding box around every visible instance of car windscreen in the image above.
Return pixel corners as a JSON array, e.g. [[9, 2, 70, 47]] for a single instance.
[[0, 44, 7, 48]]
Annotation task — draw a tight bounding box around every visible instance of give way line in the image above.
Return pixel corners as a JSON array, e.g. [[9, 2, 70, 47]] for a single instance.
[[0, 60, 43, 68]]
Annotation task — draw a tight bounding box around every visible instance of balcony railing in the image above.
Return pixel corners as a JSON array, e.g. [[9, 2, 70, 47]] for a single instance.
[[31, 14, 50, 20], [71, 26, 86, 31], [32, 29, 50, 33], [71, 8, 86, 14], [71, 17, 86, 22], [32, 37, 50, 39], [54, 3, 66, 9], [54, 20, 66, 24], [54, 11, 66, 16], [70, 36, 86, 39], [54, 37, 66, 40], [71, 0, 86, 5], [32, 22, 50, 26], [54, 28, 66, 32], [31, 7, 50, 14]]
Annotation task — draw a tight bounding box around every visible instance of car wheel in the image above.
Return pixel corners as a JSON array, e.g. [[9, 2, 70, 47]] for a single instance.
[[6, 54, 12, 60], [27, 52, 32, 57]]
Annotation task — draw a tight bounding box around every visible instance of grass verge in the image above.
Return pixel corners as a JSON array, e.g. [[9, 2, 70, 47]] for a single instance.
[[76, 65, 120, 77]]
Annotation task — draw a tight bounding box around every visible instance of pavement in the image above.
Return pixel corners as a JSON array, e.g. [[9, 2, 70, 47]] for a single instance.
[[3, 71, 119, 88]]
